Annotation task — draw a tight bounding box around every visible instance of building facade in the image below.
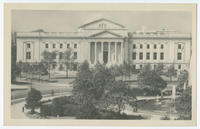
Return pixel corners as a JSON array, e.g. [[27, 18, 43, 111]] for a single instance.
[[15, 18, 192, 71]]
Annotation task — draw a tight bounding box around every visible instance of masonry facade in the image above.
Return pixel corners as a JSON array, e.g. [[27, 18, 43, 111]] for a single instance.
[[15, 18, 192, 71]]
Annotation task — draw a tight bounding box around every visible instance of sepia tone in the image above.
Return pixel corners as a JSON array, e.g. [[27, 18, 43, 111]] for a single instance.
[[4, 3, 197, 126]]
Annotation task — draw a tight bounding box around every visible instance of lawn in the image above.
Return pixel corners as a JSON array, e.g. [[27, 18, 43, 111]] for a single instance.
[[11, 76, 74, 100]]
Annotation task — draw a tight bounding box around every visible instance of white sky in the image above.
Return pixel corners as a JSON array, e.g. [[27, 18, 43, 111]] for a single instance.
[[12, 10, 192, 33]]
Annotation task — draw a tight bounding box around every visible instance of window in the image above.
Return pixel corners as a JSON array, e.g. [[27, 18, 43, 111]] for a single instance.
[[132, 52, 136, 60], [59, 52, 63, 59], [27, 43, 31, 48], [140, 65, 143, 69], [53, 44, 56, 48], [160, 52, 164, 60], [160, 44, 163, 49], [74, 44, 77, 48], [146, 52, 150, 60], [67, 44, 70, 48], [177, 53, 182, 60], [178, 65, 181, 69], [140, 44, 143, 49], [26, 52, 31, 59], [147, 44, 150, 49], [178, 44, 182, 49], [45, 43, 49, 48], [154, 44, 157, 49], [153, 52, 157, 60], [133, 44, 136, 49], [60, 44, 63, 48], [139, 52, 143, 60], [74, 52, 77, 59]]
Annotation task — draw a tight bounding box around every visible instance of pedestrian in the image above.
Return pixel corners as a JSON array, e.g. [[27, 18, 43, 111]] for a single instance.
[[22, 106, 24, 112]]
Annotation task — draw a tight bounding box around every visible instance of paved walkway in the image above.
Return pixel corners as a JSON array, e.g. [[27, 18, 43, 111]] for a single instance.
[[11, 92, 71, 119]]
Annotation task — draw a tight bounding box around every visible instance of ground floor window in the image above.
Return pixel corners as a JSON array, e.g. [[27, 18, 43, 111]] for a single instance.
[[26, 52, 31, 59], [178, 64, 181, 69]]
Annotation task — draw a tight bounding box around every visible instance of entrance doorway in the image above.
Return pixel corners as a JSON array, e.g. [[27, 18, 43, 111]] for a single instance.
[[103, 51, 108, 64]]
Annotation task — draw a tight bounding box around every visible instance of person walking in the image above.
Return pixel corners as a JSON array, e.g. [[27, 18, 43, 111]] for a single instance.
[[22, 106, 24, 112]]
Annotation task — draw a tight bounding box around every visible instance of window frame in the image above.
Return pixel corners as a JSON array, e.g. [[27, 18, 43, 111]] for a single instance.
[[139, 52, 143, 60], [27, 43, 31, 48], [154, 44, 157, 49], [132, 52, 136, 60], [45, 43, 49, 48], [160, 52, 164, 60], [74, 52, 77, 59], [147, 44, 150, 49], [177, 52, 182, 60], [26, 51, 31, 59], [153, 52, 157, 60], [140, 44, 143, 49], [178, 44, 182, 49], [60, 43, 63, 48]]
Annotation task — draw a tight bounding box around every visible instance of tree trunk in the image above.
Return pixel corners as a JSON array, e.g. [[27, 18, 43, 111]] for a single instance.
[[48, 62, 50, 80], [161, 90, 163, 99], [31, 108, 35, 114], [170, 76, 172, 82], [66, 64, 68, 79]]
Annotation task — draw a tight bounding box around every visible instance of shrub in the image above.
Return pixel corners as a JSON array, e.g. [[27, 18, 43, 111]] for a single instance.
[[40, 96, 78, 117], [63, 104, 79, 116], [76, 104, 99, 119], [40, 104, 52, 116]]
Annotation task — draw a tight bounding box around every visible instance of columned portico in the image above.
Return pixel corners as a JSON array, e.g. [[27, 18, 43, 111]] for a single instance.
[[90, 41, 123, 66]]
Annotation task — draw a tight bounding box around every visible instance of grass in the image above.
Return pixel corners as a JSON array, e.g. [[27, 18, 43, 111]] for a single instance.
[[11, 75, 74, 100]]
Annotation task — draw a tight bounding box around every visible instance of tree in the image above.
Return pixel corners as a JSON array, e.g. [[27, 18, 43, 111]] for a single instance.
[[72, 60, 95, 105], [154, 63, 164, 75], [138, 67, 167, 96], [12, 61, 21, 82], [42, 51, 57, 80], [166, 64, 177, 81], [63, 48, 74, 79], [104, 81, 132, 115], [177, 70, 189, 90], [175, 87, 191, 120], [123, 61, 132, 80], [25, 88, 42, 113], [37, 62, 48, 81], [16, 61, 23, 78], [108, 65, 119, 81]]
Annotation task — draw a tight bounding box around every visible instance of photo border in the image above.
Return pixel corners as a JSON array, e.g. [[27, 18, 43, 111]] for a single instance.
[[3, 3, 197, 126]]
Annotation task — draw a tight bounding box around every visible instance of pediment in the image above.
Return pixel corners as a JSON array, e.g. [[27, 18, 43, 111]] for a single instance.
[[79, 18, 126, 30], [89, 31, 123, 38]]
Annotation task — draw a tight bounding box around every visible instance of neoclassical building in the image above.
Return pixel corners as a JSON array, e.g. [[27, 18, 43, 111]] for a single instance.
[[15, 18, 192, 71]]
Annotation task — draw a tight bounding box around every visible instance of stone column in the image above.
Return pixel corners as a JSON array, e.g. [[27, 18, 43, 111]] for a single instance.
[[101, 42, 103, 63], [94, 42, 96, 64], [108, 42, 111, 65], [121, 42, 123, 63], [115, 42, 117, 63]]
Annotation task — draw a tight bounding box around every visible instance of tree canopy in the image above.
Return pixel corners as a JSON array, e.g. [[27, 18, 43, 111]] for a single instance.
[[25, 88, 42, 113], [138, 64, 167, 94]]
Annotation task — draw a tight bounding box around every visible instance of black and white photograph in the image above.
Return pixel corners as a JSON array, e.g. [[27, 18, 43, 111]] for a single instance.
[[4, 3, 197, 126]]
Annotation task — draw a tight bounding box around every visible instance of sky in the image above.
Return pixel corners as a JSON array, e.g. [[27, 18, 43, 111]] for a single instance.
[[12, 10, 192, 33]]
